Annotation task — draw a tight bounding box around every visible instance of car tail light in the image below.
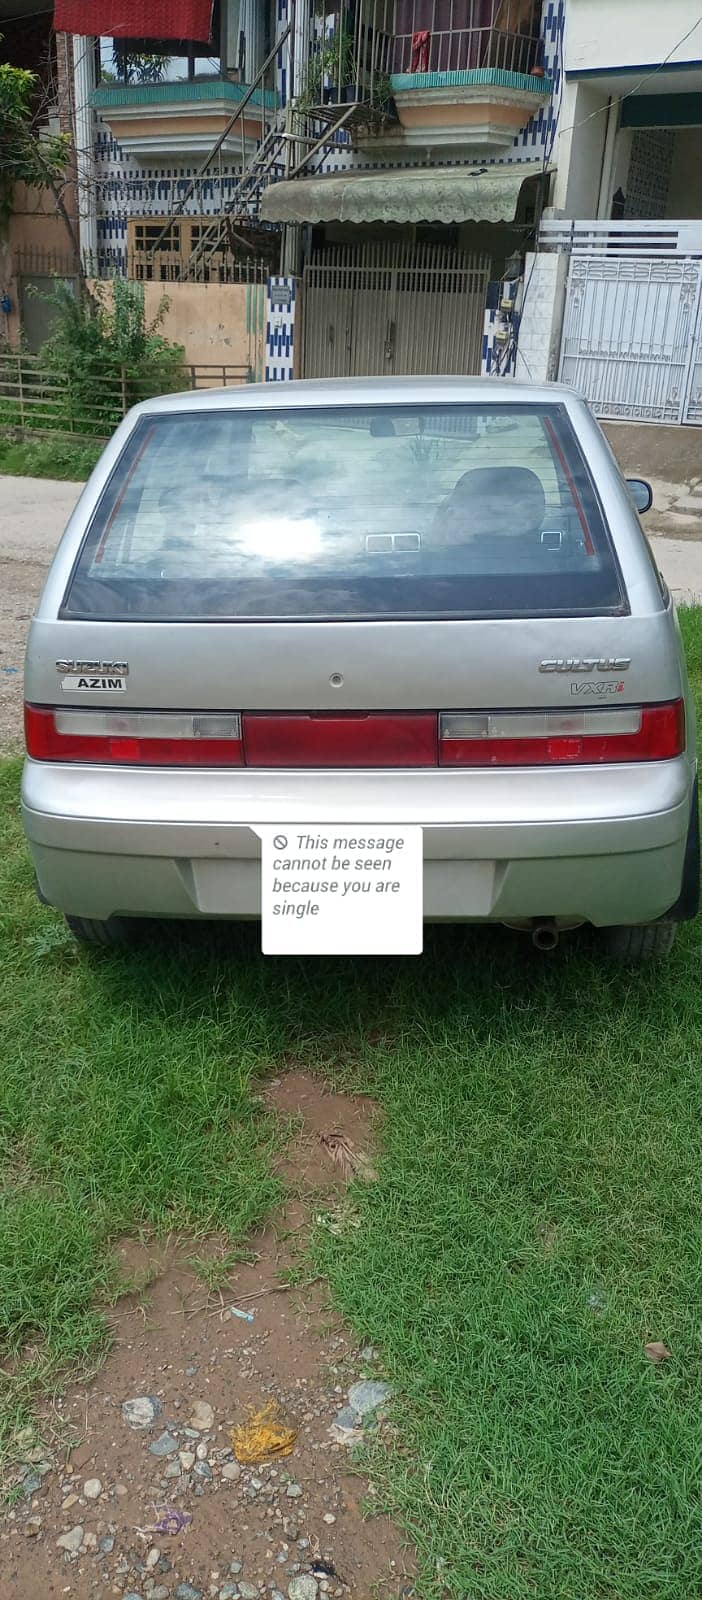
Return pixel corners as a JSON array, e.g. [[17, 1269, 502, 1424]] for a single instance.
[[439, 701, 685, 766], [242, 713, 437, 767], [24, 706, 244, 766], [25, 701, 685, 768]]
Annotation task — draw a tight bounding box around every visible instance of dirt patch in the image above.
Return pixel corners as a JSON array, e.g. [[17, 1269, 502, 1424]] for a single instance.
[[0, 558, 44, 752], [0, 475, 82, 751], [2, 1073, 413, 1600]]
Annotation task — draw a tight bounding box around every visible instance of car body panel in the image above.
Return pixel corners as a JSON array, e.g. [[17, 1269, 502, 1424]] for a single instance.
[[21, 376, 698, 934]]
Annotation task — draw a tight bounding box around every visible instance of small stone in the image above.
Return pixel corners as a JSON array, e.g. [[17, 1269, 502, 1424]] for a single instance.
[[175, 1585, 203, 1600], [238, 1586, 258, 1600], [347, 1380, 393, 1416], [150, 1589, 170, 1600], [179, 1450, 196, 1470], [122, 1396, 163, 1431], [222, 1462, 241, 1482], [185, 1365, 198, 1377], [21, 1473, 42, 1498], [288, 1580, 318, 1600], [61, 1493, 79, 1511], [146, 1548, 161, 1568], [149, 1432, 179, 1458], [57, 1524, 84, 1553], [286, 1483, 303, 1499], [218, 1586, 239, 1600], [229, 1561, 243, 1575], [99, 1536, 115, 1554], [83, 1530, 98, 1551], [115, 1482, 129, 1496], [332, 1407, 358, 1431], [195, 1460, 213, 1480], [196, 1442, 208, 1461], [188, 1401, 214, 1431], [360, 1345, 378, 1361], [322, 1513, 336, 1525], [24, 1517, 42, 1537], [124, 1593, 144, 1600], [164, 1460, 182, 1478], [83, 1477, 103, 1500]]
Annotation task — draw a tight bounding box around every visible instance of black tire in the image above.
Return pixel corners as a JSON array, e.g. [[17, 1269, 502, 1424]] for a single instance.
[[65, 914, 133, 947], [603, 922, 677, 964]]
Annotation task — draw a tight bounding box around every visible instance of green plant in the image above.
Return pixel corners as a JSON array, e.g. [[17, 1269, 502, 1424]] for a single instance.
[[297, 32, 356, 107], [0, 435, 102, 479], [112, 46, 171, 84], [37, 277, 186, 436], [0, 46, 69, 228]]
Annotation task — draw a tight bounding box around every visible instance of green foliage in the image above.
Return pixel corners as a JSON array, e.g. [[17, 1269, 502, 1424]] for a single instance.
[[298, 31, 357, 107], [297, 32, 392, 116], [0, 51, 69, 225], [36, 277, 187, 436], [112, 46, 172, 84], [0, 434, 101, 480]]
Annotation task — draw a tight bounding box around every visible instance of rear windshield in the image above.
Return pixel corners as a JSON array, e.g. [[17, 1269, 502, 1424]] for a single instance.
[[61, 403, 625, 621]]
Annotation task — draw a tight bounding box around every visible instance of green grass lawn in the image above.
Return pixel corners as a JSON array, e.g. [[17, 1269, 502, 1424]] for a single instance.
[[2, 612, 702, 1598], [0, 434, 100, 481]]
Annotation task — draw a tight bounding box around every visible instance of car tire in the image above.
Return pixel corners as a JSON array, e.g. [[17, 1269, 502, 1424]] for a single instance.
[[603, 922, 677, 964], [65, 914, 133, 947]]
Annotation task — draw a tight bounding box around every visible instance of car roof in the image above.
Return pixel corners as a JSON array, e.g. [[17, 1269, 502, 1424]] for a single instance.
[[134, 375, 584, 418]]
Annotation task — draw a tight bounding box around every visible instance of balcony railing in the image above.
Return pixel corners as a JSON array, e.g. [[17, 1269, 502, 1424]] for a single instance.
[[388, 26, 542, 77]]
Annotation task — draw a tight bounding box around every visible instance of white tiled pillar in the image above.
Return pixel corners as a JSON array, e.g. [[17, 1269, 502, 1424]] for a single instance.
[[72, 34, 97, 270], [515, 251, 569, 385]]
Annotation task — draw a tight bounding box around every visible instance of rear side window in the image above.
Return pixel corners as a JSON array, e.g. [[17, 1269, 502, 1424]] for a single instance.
[[61, 403, 625, 621]]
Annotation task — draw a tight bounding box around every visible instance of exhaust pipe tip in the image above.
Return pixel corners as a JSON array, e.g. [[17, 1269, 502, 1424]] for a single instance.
[[532, 919, 559, 952]]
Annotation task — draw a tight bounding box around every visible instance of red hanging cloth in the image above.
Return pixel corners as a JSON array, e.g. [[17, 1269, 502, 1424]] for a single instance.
[[53, 0, 214, 42], [411, 30, 431, 73]]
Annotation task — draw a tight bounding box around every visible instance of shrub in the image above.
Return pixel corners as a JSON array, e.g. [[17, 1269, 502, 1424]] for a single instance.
[[37, 278, 187, 436]]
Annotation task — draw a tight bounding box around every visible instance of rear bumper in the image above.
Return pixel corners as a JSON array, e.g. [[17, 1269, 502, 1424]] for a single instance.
[[21, 758, 695, 927]]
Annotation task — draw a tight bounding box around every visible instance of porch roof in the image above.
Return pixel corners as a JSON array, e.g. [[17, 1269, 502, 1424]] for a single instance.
[[260, 160, 547, 227]]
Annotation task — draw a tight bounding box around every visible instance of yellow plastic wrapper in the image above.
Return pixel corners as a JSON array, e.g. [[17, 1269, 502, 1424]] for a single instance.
[[231, 1401, 297, 1465]]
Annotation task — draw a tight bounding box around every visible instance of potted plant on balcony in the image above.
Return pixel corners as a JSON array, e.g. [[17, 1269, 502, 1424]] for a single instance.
[[301, 31, 357, 107]]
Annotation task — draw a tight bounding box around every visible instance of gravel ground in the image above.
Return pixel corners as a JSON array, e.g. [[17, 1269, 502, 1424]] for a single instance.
[[2, 471, 702, 753]]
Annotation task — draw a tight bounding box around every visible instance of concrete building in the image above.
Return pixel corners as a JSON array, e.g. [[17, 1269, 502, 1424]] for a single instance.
[[516, 0, 702, 424], [4, 0, 699, 415], [9, 2, 563, 376]]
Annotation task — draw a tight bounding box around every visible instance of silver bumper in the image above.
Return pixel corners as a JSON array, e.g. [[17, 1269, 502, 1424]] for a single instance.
[[22, 758, 694, 927]]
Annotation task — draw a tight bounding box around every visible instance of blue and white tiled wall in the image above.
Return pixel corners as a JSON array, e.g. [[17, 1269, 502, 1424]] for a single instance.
[[265, 276, 297, 381], [93, 121, 262, 275]]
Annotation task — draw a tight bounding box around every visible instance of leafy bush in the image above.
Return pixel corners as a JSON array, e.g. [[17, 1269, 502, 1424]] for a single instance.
[[37, 278, 187, 436]]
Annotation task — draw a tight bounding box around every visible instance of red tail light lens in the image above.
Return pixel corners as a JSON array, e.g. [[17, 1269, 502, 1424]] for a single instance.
[[25, 706, 245, 766], [25, 701, 685, 768], [242, 713, 437, 767], [439, 701, 685, 766]]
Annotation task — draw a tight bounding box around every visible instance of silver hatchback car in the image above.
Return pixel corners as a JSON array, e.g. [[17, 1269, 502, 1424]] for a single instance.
[[22, 377, 698, 961]]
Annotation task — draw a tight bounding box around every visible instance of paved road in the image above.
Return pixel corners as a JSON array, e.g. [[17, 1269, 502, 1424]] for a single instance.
[[2, 472, 702, 749]]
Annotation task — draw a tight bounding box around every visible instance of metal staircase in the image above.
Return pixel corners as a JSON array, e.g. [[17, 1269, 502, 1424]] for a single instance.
[[148, 3, 395, 283], [178, 100, 359, 282]]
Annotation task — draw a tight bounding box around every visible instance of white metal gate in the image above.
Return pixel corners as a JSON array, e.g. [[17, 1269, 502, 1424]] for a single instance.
[[302, 240, 490, 379], [558, 254, 702, 425]]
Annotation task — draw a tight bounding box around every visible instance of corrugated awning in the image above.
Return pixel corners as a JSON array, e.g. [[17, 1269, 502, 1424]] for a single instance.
[[260, 161, 547, 227], [53, 0, 213, 40]]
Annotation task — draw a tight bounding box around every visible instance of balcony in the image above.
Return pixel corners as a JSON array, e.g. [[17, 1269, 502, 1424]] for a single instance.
[[92, 78, 277, 164], [359, 3, 551, 155]]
